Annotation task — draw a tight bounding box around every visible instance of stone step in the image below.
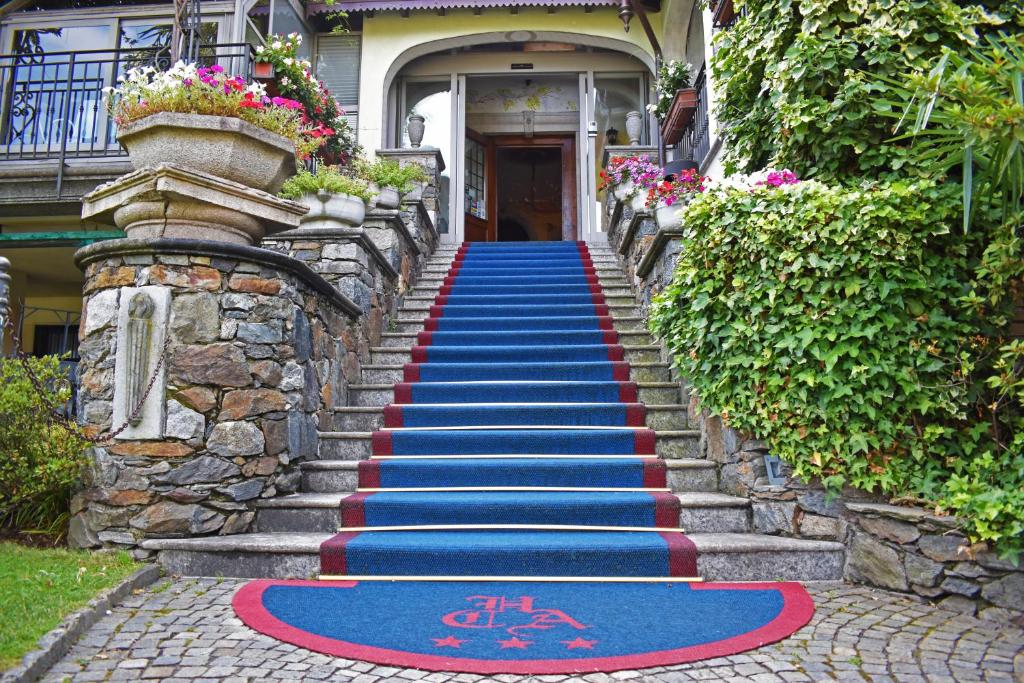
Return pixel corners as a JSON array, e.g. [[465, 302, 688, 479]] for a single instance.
[[369, 344, 664, 365], [348, 382, 685, 407], [301, 457, 716, 494], [404, 293, 638, 307], [253, 491, 751, 534], [329, 404, 691, 432], [410, 281, 637, 299], [141, 532, 845, 581], [386, 316, 650, 335], [398, 302, 640, 320], [360, 362, 672, 384], [425, 254, 622, 266], [413, 274, 630, 291], [380, 331, 659, 350], [317, 429, 701, 460], [421, 265, 625, 276]]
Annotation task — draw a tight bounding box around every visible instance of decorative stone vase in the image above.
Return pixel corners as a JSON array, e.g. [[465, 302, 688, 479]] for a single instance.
[[116, 111, 297, 194], [655, 200, 684, 230], [376, 185, 401, 210], [407, 114, 426, 148], [297, 189, 367, 229], [625, 110, 643, 146]]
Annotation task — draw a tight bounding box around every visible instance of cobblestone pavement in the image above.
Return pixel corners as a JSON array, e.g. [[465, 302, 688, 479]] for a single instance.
[[37, 578, 1024, 683]]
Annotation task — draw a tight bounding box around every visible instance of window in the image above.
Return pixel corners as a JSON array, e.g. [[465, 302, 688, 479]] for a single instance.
[[316, 34, 361, 130], [465, 136, 486, 220], [5, 26, 113, 150]]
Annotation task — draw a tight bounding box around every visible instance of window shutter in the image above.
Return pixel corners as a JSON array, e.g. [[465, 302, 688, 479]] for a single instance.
[[316, 34, 361, 130]]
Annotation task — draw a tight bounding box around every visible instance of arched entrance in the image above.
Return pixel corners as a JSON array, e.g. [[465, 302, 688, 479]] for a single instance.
[[385, 34, 653, 244]]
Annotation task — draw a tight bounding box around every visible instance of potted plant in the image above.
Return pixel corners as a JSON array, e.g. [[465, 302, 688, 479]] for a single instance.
[[108, 62, 326, 194], [598, 155, 662, 211], [645, 167, 706, 230], [647, 60, 696, 147], [279, 165, 373, 229], [254, 34, 361, 166], [355, 158, 429, 209]]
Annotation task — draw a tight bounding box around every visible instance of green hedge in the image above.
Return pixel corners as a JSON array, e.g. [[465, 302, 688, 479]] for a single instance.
[[0, 357, 89, 537], [650, 180, 1024, 557]]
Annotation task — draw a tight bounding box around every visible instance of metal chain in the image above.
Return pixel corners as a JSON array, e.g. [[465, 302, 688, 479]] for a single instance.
[[2, 307, 172, 445]]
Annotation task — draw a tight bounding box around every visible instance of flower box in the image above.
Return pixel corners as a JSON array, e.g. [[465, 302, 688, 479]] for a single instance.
[[253, 61, 275, 80], [659, 88, 699, 146], [712, 0, 736, 28]]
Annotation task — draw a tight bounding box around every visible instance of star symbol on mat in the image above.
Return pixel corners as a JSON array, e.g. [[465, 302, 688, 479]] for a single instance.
[[497, 637, 532, 649], [432, 636, 467, 648], [561, 637, 597, 650]]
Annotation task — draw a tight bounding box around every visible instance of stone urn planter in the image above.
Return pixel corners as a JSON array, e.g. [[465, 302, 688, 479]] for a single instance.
[[117, 111, 297, 194], [625, 110, 643, 145], [654, 200, 684, 230], [297, 189, 367, 230], [611, 180, 635, 203], [630, 187, 650, 213], [369, 183, 402, 210]]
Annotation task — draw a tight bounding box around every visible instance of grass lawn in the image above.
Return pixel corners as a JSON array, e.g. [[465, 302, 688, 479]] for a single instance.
[[0, 542, 140, 671]]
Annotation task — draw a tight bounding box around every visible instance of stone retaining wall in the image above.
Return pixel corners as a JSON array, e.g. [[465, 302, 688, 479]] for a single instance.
[[69, 239, 362, 554], [605, 194, 1024, 619]]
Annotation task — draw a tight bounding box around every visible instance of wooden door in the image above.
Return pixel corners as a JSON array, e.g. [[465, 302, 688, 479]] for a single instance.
[[491, 135, 576, 241], [464, 128, 496, 242]]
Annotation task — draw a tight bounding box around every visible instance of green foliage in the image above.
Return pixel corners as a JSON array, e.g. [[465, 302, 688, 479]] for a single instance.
[[712, 0, 1016, 180], [354, 158, 429, 194], [0, 543, 138, 669], [0, 357, 90, 537], [881, 31, 1024, 232], [278, 165, 373, 202], [650, 180, 1024, 557]]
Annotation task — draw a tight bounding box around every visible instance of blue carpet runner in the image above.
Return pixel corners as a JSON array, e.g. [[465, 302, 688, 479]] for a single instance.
[[320, 242, 698, 578]]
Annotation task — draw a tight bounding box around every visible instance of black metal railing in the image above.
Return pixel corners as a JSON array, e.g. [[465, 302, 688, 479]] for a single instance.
[[679, 64, 711, 167], [0, 43, 256, 167]]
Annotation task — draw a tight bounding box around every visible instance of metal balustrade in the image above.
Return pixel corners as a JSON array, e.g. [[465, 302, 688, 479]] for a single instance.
[[0, 43, 256, 165], [678, 65, 710, 168]]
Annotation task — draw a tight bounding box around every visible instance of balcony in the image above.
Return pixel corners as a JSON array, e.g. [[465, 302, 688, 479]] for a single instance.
[[0, 42, 256, 213], [678, 64, 710, 169]]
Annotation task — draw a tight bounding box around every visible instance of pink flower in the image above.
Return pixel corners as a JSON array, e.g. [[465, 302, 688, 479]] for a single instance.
[[211, 64, 225, 73]]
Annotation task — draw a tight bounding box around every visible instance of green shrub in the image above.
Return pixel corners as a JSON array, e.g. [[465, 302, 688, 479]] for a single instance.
[[712, 0, 1018, 180], [650, 179, 1024, 558], [278, 165, 373, 202], [0, 357, 90, 537], [354, 158, 429, 194]]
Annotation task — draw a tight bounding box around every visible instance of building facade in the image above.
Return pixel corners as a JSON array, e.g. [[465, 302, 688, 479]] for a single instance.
[[0, 0, 721, 357]]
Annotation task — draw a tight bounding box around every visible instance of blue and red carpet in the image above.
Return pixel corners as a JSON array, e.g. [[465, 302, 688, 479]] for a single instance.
[[234, 579, 814, 674], [235, 242, 813, 671]]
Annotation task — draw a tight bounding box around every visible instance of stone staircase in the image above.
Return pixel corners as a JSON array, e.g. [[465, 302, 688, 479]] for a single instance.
[[143, 243, 845, 579]]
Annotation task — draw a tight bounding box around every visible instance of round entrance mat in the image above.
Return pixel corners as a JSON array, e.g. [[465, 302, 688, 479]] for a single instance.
[[233, 580, 814, 674]]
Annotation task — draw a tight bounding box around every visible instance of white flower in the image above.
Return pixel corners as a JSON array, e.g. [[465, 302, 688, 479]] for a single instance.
[[283, 57, 294, 66], [272, 40, 282, 50]]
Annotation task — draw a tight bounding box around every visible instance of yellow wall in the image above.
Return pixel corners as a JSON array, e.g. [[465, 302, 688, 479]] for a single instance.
[[358, 7, 659, 153]]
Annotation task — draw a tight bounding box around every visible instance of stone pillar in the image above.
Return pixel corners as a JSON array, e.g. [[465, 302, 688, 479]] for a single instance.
[[69, 239, 360, 552], [376, 148, 445, 236]]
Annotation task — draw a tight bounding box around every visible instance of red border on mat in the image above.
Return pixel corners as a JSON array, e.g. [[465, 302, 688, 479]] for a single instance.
[[341, 492, 371, 527], [232, 580, 814, 675], [607, 345, 625, 362], [383, 405, 404, 428], [625, 404, 647, 427], [372, 431, 393, 456], [633, 429, 657, 454], [403, 364, 422, 382], [660, 531, 699, 577], [651, 493, 681, 528], [417, 331, 434, 346]]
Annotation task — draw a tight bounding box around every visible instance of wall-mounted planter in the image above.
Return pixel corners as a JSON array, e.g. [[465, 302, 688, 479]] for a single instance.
[[712, 0, 736, 28], [659, 88, 699, 146], [253, 61, 275, 80]]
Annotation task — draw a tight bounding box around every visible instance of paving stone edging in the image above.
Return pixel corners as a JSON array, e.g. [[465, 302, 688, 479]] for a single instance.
[[0, 564, 161, 683]]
